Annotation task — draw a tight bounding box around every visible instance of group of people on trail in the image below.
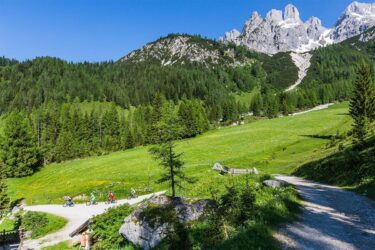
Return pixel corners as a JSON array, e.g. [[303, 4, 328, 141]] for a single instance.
[[87, 191, 116, 205], [64, 188, 139, 207], [64, 191, 118, 207]]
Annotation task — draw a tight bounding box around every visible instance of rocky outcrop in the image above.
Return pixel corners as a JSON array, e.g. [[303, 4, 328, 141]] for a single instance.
[[121, 35, 251, 67], [359, 27, 375, 42], [221, 2, 375, 54], [122, 36, 220, 66], [119, 194, 210, 250], [212, 162, 259, 175], [263, 179, 288, 188]]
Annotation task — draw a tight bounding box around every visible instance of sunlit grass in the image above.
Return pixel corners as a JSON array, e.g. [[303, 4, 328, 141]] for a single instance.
[[8, 102, 351, 204]]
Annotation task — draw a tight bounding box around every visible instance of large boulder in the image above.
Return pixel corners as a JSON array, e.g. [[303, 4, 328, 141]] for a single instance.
[[119, 194, 210, 250], [263, 179, 288, 188]]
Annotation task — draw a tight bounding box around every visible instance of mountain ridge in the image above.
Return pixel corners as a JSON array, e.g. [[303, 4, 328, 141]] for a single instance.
[[221, 1, 375, 54]]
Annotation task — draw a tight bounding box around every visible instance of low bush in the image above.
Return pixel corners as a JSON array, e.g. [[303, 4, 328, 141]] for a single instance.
[[21, 211, 67, 239], [91, 204, 135, 250]]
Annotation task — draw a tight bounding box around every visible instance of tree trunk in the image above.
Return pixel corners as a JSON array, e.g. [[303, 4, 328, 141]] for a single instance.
[[169, 144, 175, 198]]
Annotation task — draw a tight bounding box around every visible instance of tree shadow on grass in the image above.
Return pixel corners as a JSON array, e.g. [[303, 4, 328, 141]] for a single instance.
[[294, 135, 375, 187], [300, 134, 336, 140], [216, 224, 279, 250]]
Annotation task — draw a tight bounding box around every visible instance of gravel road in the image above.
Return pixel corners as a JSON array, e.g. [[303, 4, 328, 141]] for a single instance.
[[21, 191, 165, 250], [274, 175, 375, 250]]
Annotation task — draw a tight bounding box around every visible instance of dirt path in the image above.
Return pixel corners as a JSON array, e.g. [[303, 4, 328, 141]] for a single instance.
[[291, 103, 334, 116], [21, 191, 165, 250], [274, 176, 375, 250]]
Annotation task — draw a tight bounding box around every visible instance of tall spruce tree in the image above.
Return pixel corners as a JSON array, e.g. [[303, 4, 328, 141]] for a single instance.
[[1, 112, 43, 177], [0, 162, 9, 217], [349, 63, 375, 145]]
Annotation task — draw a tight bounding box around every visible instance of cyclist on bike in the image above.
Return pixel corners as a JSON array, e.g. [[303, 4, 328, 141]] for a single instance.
[[65, 196, 74, 207], [108, 191, 115, 203], [130, 188, 137, 199], [90, 192, 96, 205]]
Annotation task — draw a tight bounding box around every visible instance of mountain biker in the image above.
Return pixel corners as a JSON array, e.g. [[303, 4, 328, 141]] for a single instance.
[[108, 191, 115, 203], [66, 196, 74, 206], [90, 192, 96, 205], [131, 188, 137, 199]]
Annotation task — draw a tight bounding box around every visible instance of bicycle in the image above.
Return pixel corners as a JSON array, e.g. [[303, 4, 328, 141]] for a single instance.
[[63, 201, 75, 207], [86, 201, 98, 206]]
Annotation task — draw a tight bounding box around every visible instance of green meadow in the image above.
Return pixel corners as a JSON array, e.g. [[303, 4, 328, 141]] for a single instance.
[[8, 102, 351, 204]]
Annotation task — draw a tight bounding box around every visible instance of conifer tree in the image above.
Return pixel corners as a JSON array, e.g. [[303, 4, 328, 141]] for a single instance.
[[149, 93, 166, 144], [149, 109, 190, 198], [1, 112, 43, 177], [0, 162, 9, 217], [54, 130, 77, 162], [250, 93, 263, 116], [349, 63, 375, 145]]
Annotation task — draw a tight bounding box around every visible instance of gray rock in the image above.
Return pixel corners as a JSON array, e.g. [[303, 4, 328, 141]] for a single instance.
[[212, 162, 224, 171], [221, 2, 375, 54], [360, 28, 375, 42], [119, 194, 210, 250], [331, 2, 375, 42], [121, 35, 248, 67], [263, 179, 288, 188]]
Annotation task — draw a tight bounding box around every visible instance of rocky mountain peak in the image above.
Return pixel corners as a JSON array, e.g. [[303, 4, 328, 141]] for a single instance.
[[221, 2, 375, 54], [331, 2, 375, 42], [284, 4, 301, 23], [345, 1, 375, 16], [307, 17, 322, 26], [251, 11, 262, 19], [223, 29, 241, 44], [266, 9, 283, 23]]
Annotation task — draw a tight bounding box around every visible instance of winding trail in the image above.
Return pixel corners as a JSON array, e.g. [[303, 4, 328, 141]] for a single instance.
[[21, 191, 165, 250], [274, 176, 375, 250]]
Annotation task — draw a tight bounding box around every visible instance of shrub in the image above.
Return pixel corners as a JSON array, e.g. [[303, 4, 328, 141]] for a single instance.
[[21, 211, 67, 239], [91, 204, 134, 250]]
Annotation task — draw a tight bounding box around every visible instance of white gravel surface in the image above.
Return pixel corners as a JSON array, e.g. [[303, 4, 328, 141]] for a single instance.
[[21, 191, 165, 250], [286, 52, 312, 92], [274, 176, 375, 250], [291, 103, 334, 116]]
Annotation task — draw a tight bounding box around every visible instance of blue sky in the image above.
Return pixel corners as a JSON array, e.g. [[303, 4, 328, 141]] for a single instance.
[[0, 0, 373, 62]]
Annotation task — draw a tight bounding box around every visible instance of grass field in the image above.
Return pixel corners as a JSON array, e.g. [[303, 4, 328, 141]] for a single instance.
[[232, 87, 260, 107], [7, 102, 351, 204], [0, 216, 17, 231]]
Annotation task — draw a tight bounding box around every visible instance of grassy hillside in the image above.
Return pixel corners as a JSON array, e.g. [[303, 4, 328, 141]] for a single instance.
[[8, 103, 351, 204], [295, 130, 375, 200], [231, 87, 260, 107]]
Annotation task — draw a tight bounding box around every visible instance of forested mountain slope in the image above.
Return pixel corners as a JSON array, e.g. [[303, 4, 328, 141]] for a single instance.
[[301, 27, 375, 89], [0, 34, 298, 114], [1, 30, 373, 116]]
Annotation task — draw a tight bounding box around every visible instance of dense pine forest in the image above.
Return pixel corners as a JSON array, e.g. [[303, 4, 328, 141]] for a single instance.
[[0, 32, 374, 177]]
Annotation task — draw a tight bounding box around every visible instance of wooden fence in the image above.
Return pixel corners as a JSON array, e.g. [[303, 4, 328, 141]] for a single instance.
[[0, 229, 20, 244]]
